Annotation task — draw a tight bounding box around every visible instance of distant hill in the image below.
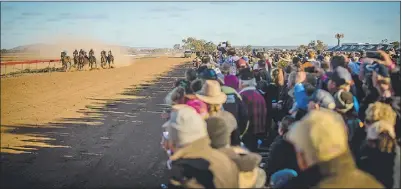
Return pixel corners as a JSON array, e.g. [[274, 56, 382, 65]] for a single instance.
[[9, 43, 54, 52]]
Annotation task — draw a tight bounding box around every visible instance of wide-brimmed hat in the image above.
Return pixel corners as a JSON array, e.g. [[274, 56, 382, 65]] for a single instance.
[[196, 80, 227, 104]]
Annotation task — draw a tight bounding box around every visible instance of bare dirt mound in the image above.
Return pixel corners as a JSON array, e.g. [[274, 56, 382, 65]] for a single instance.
[[1, 56, 186, 154]]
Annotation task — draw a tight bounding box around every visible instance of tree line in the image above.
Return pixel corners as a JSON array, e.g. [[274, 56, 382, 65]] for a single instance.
[[174, 35, 400, 54]]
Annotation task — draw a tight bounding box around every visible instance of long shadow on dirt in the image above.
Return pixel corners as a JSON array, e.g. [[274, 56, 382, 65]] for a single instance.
[[1, 63, 192, 189]]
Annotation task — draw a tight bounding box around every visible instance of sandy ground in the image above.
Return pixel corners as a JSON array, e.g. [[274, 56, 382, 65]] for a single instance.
[[1, 56, 188, 154], [1, 58, 193, 189], [1, 55, 193, 188]]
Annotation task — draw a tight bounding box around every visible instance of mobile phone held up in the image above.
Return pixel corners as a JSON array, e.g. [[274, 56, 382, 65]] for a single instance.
[[366, 51, 383, 60]]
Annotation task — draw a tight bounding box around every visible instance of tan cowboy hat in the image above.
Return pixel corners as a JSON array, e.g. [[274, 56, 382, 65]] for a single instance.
[[195, 80, 227, 104]]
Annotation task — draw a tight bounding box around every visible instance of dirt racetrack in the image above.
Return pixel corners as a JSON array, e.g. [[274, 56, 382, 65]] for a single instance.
[[1, 56, 191, 188]]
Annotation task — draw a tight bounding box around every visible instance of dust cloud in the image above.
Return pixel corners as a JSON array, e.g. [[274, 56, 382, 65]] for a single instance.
[[35, 36, 133, 68]]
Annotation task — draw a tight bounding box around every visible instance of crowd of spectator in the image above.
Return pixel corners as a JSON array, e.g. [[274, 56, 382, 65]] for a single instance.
[[160, 41, 401, 188]]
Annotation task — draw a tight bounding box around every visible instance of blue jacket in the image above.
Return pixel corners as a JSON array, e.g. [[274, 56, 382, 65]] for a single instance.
[[294, 83, 308, 110]]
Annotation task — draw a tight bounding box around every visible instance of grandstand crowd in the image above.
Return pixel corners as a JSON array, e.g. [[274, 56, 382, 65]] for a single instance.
[[160, 41, 401, 188]]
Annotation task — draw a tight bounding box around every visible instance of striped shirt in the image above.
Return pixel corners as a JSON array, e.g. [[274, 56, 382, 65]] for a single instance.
[[239, 86, 267, 135]]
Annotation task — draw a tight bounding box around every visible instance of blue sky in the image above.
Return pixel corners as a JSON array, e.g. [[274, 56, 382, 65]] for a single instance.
[[1, 2, 400, 48]]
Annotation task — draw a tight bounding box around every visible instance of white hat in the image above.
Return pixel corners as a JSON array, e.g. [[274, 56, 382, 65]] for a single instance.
[[162, 105, 208, 146]]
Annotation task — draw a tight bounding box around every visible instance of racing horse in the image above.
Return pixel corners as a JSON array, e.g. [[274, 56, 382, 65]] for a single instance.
[[60, 51, 72, 71], [107, 50, 114, 68], [73, 49, 79, 68], [78, 51, 90, 70], [100, 50, 107, 68], [73, 53, 79, 68], [88, 49, 97, 69]]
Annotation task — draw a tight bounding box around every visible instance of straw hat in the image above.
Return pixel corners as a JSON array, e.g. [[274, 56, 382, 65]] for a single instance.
[[196, 80, 227, 104]]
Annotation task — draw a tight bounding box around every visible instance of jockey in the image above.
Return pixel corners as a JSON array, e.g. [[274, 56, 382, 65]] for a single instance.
[[89, 49, 94, 55], [61, 51, 67, 57], [73, 49, 78, 56]]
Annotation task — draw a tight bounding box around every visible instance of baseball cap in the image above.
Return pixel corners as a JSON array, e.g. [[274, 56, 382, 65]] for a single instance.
[[162, 105, 208, 146]]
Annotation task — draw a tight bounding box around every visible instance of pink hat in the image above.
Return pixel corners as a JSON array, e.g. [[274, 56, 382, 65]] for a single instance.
[[186, 99, 208, 117]]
